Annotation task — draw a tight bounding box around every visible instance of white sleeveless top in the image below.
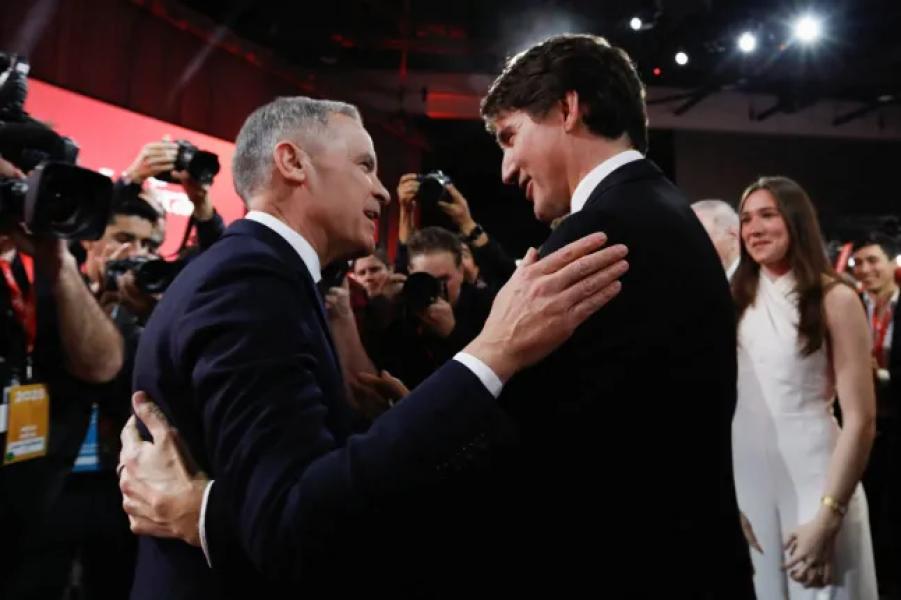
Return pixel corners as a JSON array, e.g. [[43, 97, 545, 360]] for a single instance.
[[737, 271, 835, 420]]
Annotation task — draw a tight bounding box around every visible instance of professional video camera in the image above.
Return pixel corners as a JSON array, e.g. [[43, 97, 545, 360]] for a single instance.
[[0, 162, 111, 239], [104, 256, 186, 295], [154, 140, 220, 186], [0, 53, 112, 239]]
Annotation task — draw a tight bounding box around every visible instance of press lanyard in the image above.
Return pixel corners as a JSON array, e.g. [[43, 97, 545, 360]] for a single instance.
[[0, 257, 37, 357]]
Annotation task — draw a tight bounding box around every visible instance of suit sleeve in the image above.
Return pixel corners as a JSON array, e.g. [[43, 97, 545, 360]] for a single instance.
[[180, 264, 504, 582]]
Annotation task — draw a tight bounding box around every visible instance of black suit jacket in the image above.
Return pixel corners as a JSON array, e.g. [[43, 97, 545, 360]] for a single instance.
[[494, 159, 753, 597], [131, 219, 507, 598]]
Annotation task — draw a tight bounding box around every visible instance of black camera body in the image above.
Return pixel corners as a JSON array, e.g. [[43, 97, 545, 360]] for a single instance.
[[401, 271, 448, 314], [417, 170, 456, 229], [0, 162, 112, 240], [155, 140, 220, 186], [0, 51, 112, 240], [105, 256, 186, 295]]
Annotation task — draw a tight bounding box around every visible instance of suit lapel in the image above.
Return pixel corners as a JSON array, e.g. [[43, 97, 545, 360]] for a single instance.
[[223, 220, 342, 377]]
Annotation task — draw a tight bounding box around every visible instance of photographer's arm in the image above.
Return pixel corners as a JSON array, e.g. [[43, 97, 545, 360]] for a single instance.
[[323, 284, 391, 419], [172, 171, 225, 251], [397, 173, 418, 245], [122, 140, 177, 186], [438, 185, 516, 285], [18, 235, 124, 383], [54, 247, 124, 382]]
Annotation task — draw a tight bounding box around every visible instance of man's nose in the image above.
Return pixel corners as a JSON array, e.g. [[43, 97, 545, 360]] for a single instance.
[[500, 152, 517, 186], [374, 178, 390, 206]]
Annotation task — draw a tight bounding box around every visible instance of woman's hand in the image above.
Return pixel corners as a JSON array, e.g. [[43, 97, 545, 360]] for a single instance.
[[783, 507, 842, 588]]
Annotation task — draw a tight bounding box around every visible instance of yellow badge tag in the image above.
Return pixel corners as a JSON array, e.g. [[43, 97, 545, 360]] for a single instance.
[[3, 383, 49, 465]]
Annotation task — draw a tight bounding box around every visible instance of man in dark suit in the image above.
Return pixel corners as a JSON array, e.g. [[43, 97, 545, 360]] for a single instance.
[[121, 34, 753, 597], [119, 95, 628, 598], [478, 34, 753, 596]]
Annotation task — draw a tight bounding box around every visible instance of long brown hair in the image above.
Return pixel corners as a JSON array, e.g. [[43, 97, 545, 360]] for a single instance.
[[732, 176, 838, 355]]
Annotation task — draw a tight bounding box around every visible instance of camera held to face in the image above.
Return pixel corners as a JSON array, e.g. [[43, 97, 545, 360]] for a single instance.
[[417, 170, 456, 229], [104, 256, 186, 295], [400, 271, 448, 314], [154, 140, 220, 186]]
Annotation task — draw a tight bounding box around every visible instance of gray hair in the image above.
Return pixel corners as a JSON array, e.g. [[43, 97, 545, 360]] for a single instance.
[[232, 96, 361, 204], [691, 199, 738, 235]]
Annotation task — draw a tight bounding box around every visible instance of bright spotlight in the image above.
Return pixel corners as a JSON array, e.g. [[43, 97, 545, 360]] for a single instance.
[[793, 15, 822, 43], [630, 17, 642, 31], [738, 32, 757, 53], [675, 51, 688, 66]]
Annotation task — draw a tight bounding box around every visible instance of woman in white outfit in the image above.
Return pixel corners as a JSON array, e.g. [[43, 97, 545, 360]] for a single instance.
[[731, 176, 878, 599]]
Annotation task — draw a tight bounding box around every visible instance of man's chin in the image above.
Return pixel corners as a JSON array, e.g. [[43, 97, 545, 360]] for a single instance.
[[533, 201, 568, 224]]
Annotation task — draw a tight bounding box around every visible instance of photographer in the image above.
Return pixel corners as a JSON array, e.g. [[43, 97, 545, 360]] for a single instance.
[[120, 137, 226, 252], [41, 145, 225, 598], [396, 172, 516, 289], [380, 226, 495, 388], [0, 154, 125, 597], [84, 189, 163, 322], [13, 190, 161, 600]]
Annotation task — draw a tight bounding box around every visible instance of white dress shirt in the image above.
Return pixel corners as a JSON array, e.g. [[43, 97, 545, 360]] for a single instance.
[[569, 149, 644, 215]]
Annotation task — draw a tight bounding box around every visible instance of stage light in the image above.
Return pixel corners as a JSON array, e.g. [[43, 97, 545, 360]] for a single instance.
[[793, 15, 822, 44], [675, 51, 688, 66], [652, 67, 662, 76], [630, 17, 642, 31], [738, 32, 757, 53]]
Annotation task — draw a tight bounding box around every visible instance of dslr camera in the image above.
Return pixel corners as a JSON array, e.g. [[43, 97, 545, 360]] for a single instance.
[[155, 140, 220, 186], [417, 170, 456, 229], [104, 256, 186, 295], [400, 271, 448, 314]]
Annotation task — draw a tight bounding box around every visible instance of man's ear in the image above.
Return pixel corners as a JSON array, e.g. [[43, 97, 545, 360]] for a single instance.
[[272, 141, 309, 185], [561, 90, 582, 132]]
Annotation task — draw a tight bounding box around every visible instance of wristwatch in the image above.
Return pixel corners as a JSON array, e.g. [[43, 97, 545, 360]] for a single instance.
[[464, 223, 484, 243]]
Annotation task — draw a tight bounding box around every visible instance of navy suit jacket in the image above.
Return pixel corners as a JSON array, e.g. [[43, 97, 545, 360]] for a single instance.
[[131, 219, 505, 598]]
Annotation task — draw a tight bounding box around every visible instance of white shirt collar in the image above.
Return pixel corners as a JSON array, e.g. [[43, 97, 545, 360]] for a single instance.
[[244, 210, 322, 283], [570, 149, 644, 215], [863, 286, 900, 315]]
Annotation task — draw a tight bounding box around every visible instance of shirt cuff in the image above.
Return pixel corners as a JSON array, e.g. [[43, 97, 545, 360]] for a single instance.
[[199, 480, 214, 568], [453, 352, 504, 398]]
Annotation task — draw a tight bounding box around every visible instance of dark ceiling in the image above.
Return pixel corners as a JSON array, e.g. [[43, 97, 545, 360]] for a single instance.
[[178, 0, 901, 104]]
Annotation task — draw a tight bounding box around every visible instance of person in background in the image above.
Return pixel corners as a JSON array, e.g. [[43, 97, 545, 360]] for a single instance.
[[693, 199, 740, 279], [732, 176, 877, 598]]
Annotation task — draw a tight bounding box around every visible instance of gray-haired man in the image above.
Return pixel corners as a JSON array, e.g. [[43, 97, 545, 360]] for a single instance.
[[120, 95, 628, 598]]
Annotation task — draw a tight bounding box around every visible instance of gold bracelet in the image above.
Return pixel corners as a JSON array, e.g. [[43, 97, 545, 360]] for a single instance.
[[821, 495, 847, 516]]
